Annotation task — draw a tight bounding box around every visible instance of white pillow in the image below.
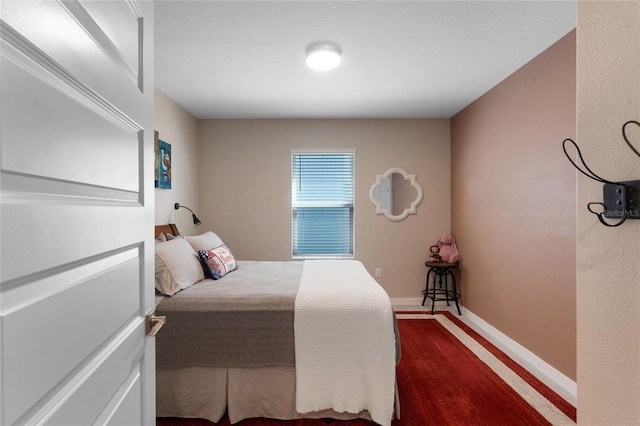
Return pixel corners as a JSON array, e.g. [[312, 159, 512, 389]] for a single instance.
[[155, 237, 205, 296], [184, 231, 225, 252]]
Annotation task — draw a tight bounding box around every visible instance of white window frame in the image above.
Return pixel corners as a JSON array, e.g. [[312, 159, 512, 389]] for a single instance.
[[291, 148, 356, 259]]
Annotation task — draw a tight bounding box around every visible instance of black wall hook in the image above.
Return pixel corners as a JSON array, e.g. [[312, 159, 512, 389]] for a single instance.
[[588, 202, 627, 227], [562, 120, 640, 228], [622, 120, 640, 158]]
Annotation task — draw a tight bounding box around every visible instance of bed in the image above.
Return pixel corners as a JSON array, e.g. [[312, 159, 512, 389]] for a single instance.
[[153, 224, 400, 425]]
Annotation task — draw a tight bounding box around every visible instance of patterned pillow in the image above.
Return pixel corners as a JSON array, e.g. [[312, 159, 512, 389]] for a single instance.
[[198, 245, 237, 279]]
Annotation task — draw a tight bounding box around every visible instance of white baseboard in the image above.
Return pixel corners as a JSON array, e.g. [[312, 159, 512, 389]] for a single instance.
[[462, 308, 577, 406], [391, 297, 462, 314], [390, 299, 577, 407], [390, 297, 425, 308]]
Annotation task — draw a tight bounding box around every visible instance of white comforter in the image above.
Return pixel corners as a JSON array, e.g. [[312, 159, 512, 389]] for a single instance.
[[294, 260, 396, 426]]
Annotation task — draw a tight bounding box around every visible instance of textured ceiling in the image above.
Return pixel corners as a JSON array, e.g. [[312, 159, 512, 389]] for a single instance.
[[154, 1, 576, 119]]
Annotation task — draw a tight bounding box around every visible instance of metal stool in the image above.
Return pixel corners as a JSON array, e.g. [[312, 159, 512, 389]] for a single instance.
[[421, 262, 461, 315]]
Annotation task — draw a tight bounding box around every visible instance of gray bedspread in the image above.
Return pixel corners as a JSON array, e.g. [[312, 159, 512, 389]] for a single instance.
[[156, 260, 401, 369], [156, 261, 303, 368]]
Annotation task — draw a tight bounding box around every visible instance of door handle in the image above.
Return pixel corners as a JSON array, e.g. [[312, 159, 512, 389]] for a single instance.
[[146, 314, 166, 337]]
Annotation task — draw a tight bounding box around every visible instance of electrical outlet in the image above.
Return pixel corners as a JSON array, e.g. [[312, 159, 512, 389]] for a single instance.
[[375, 268, 382, 278]]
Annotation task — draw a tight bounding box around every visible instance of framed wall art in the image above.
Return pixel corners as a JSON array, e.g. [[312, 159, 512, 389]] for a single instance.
[[155, 131, 172, 189]]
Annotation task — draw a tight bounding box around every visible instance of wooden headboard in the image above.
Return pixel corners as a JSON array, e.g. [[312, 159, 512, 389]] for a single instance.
[[155, 223, 179, 238]]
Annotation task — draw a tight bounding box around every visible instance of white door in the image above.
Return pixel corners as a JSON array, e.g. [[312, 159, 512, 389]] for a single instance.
[[1, 1, 155, 424]]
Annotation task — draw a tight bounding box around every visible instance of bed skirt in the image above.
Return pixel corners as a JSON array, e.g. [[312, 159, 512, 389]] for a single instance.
[[157, 366, 399, 424]]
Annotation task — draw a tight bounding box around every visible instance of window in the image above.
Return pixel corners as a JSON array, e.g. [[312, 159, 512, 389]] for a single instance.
[[291, 151, 355, 257]]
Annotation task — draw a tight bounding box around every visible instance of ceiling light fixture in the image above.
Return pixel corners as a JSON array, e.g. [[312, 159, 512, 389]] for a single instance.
[[306, 42, 342, 71]]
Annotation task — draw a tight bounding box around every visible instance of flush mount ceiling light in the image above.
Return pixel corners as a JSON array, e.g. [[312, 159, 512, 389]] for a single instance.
[[306, 42, 342, 71]]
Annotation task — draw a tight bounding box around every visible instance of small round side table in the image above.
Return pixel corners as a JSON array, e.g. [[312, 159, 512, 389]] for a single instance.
[[421, 261, 461, 315]]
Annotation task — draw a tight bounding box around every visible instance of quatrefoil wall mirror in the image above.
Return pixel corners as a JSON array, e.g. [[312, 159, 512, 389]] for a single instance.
[[369, 167, 424, 222]]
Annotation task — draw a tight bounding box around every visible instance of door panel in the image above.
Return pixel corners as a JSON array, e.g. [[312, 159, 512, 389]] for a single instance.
[[46, 329, 144, 425], [102, 373, 143, 426], [2, 254, 140, 424], [78, 0, 142, 83], [2, 55, 140, 192], [2, 0, 145, 110], [0, 1, 154, 425]]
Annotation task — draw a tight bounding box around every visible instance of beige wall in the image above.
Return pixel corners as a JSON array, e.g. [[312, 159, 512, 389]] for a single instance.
[[197, 119, 450, 298], [154, 89, 201, 236], [451, 31, 577, 380], [576, 2, 640, 423]]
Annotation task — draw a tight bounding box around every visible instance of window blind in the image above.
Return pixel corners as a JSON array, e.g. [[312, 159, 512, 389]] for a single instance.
[[291, 153, 354, 257]]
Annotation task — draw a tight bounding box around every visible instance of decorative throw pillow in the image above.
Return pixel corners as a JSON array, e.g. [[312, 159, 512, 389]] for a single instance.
[[185, 231, 225, 252], [198, 245, 237, 279], [155, 238, 205, 295], [165, 233, 179, 240], [156, 233, 168, 243]]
